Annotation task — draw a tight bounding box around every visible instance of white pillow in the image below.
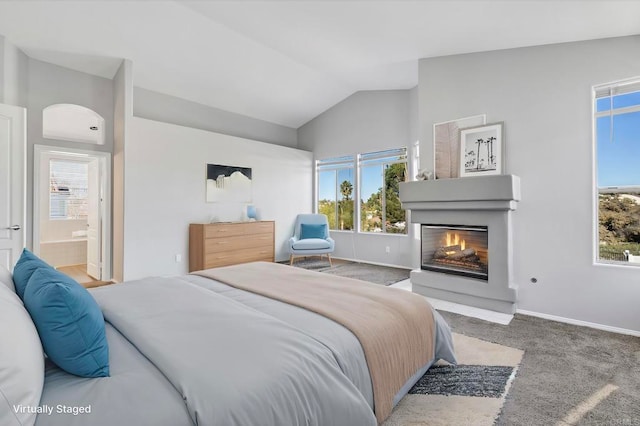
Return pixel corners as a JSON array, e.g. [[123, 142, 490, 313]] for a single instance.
[[0, 283, 45, 426], [0, 264, 16, 293]]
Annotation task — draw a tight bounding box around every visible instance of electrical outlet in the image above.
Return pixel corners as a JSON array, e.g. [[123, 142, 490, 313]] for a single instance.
[[385, 246, 391, 253], [175, 254, 182, 262]]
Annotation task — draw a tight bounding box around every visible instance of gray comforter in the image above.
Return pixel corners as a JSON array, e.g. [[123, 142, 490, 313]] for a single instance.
[[36, 273, 456, 426]]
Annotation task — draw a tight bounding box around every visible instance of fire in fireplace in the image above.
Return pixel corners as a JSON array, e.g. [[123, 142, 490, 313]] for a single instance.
[[421, 224, 488, 280]]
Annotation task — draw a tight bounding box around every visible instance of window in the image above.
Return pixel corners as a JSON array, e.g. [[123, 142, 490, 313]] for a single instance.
[[594, 78, 640, 264], [317, 156, 355, 230], [50, 159, 89, 219], [359, 148, 408, 234]]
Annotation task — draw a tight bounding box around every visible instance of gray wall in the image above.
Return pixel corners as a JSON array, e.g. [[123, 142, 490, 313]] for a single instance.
[[133, 87, 297, 148], [0, 36, 4, 102], [418, 35, 640, 333], [0, 36, 28, 107], [298, 90, 417, 268], [26, 58, 114, 248]]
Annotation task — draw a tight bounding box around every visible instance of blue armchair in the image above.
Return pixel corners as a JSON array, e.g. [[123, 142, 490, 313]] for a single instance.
[[288, 214, 335, 266]]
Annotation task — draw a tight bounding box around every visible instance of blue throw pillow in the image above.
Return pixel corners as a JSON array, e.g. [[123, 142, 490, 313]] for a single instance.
[[300, 223, 327, 240], [13, 248, 53, 300], [23, 267, 109, 378]]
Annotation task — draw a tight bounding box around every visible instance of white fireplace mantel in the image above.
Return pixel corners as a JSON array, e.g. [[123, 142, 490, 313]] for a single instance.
[[399, 175, 521, 314]]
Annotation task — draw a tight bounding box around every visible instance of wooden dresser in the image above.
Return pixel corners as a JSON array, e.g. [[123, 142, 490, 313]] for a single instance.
[[189, 221, 275, 272]]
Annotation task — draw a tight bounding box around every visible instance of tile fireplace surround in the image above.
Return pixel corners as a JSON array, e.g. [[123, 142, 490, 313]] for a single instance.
[[399, 175, 521, 314]]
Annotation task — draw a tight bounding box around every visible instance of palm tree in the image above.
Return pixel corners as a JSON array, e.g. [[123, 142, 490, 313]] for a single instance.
[[339, 180, 354, 230], [475, 138, 483, 170], [340, 180, 353, 200], [486, 136, 496, 168]]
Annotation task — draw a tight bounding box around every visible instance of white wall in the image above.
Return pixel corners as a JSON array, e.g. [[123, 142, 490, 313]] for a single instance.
[[298, 90, 417, 268], [1, 36, 28, 108], [418, 35, 640, 333], [123, 116, 312, 281]]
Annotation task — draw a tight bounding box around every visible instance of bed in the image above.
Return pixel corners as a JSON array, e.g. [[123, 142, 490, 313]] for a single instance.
[[2, 261, 455, 426]]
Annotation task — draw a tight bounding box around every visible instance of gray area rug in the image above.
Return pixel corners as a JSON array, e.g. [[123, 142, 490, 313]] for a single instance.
[[410, 365, 515, 398], [286, 258, 410, 286], [439, 312, 640, 425]]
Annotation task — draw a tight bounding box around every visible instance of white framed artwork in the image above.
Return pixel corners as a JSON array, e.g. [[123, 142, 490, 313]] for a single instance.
[[459, 122, 504, 177]]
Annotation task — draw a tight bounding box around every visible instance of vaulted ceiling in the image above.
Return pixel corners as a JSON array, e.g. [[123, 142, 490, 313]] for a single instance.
[[0, 1, 639, 128]]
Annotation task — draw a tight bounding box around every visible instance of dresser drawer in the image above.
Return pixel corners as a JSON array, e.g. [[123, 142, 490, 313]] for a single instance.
[[205, 234, 272, 253], [251, 222, 274, 235], [204, 223, 246, 238], [204, 246, 274, 269]]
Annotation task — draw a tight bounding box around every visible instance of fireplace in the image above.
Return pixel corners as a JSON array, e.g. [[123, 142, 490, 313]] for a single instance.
[[421, 224, 488, 280], [399, 175, 520, 314]]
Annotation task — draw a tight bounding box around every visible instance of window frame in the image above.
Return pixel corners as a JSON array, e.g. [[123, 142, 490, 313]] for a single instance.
[[592, 77, 640, 267], [358, 148, 409, 235], [315, 155, 356, 232], [314, 147, 409, 236]]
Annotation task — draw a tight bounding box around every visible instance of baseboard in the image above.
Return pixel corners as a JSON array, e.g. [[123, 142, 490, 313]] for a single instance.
[[333, 256, 413, 270], [516, 309, 640, 337]]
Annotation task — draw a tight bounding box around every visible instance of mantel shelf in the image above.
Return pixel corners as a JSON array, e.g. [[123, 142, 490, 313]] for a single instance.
[[399, 174, 521, 211]]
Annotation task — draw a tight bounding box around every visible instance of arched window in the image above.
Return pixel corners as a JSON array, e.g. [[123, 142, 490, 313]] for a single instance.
[[42, 104, 105, 145]]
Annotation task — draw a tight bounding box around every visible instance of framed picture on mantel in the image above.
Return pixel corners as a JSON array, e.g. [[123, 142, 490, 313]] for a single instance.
[[459, 122, 504, 177], [433, 114, 486, 179]]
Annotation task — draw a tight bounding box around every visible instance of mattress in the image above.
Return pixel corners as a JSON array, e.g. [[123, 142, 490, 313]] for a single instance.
[[36, 271, 455, 425]]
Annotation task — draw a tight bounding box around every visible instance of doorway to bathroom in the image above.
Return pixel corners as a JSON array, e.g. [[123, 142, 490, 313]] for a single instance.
[[33, 146, 112, 285]]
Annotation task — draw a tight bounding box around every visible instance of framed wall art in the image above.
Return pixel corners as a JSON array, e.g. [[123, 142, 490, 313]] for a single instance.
[[206, 163, 252, 202], [459, 122, 504, 177], [433, 114, 486, 179]]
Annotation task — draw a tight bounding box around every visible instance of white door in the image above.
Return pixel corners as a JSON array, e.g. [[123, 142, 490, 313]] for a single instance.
[[86, 158, 101, 280], [0, 103, 26, 270]]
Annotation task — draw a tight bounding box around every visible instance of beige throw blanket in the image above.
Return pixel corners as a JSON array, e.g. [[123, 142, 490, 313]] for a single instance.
[[194, 262, 435, 423]]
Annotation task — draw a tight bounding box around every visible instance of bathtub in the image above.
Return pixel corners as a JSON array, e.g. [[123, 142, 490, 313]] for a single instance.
[[40, 238, 88, 268]]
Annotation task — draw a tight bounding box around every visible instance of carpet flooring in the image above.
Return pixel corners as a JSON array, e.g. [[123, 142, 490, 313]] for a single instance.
[[287, 258, 411, 285], [439, 312, 640, 426]]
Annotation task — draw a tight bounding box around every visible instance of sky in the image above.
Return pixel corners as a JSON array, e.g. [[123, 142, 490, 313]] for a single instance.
[[318, 166, 383, 202], [597, 91, 640, 188]]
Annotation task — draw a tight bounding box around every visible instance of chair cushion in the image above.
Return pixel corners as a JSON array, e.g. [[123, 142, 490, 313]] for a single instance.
[[0, 282, 44, 426], [300, 223, 327, 240], [23, 267, 110, 378], [13, 248, 53, 300], [292, 238, 332, 250], [0, 264, 16, 293]]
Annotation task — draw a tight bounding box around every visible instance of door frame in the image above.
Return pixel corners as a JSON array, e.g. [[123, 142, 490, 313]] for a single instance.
[[33, 145, 112, 281], [0, 103, 26, 269]]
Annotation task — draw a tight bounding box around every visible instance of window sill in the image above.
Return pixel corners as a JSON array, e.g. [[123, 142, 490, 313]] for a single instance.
[[594, 259, 640, 269], [329, 230, 409, 237]]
